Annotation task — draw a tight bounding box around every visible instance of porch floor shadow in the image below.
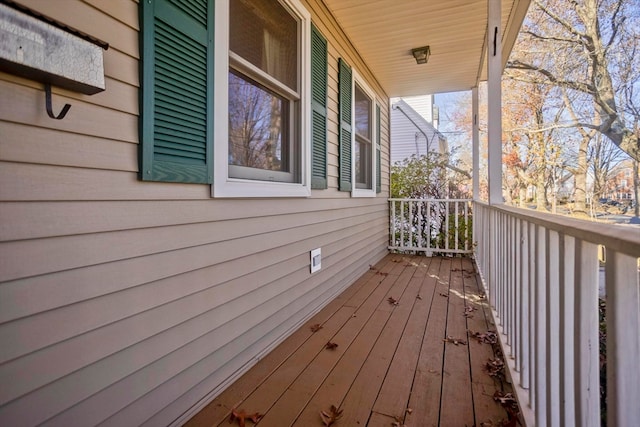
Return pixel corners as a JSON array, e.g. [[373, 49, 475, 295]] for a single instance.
[[185, 254, 513, 427]]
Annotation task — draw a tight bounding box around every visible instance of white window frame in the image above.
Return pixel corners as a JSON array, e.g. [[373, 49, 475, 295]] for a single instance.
[[213, 0, 311, 198], [351, 70, 377, 198]]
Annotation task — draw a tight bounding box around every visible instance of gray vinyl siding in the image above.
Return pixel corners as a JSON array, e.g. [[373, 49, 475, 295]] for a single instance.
[[0, 1, 389, 426]]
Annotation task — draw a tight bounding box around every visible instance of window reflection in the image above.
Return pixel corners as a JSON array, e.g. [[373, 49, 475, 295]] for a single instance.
[[228, 71, 289, 172]]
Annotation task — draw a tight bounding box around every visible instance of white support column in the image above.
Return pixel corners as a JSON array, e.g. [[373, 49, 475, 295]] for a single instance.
[[472, 86, 480, 201], [487, 0, 502, 205]]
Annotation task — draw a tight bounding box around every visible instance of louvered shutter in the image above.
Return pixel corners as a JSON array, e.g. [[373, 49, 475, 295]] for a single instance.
[[140, 0, 213, 183], [376, 104, 382, 193], [311, 25, 328, 189], [338, 58, 352, 192]]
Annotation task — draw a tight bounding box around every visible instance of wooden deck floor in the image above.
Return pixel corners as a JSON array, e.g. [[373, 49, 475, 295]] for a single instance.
[[186, 254, 514, 427]]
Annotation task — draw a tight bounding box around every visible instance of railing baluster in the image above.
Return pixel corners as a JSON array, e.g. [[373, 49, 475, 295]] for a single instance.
[[560, 235, 576, 427], [529, 221, 537, 410], [409, 200, 414, 250], [606, 250, 640, 427], [535, 224, 547, 426], [520, 218, 530, 390], [575, 239, 599, 427], [400, 200, 405, 250], [546, 230, 560, 426], [514, 216, 521, 365], [445, 201, 450, 251], [426, 200, 431, 252]]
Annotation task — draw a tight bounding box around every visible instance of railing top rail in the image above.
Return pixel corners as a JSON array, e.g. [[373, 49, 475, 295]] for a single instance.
[[388, 198, 473, 202], [475, 201, 640, 256]]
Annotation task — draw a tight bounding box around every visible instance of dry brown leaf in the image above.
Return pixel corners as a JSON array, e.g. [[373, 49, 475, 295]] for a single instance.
[[405, 408, 413, 414], [439, 292, 449, 298], [416, 294, 422, 300], [229, 409, 263, 427], [369, 264, 377, 271], [377, 271, 389, 277], [469, 330, 498, 345], [387, 296, 399, 306], [310, 324, 323, 332], [325, 341, 339, 350], [485, 357, 505, 378], [320, 404, 343, 426], [493, 391, 521, 426], [443, 336, 467, 345]]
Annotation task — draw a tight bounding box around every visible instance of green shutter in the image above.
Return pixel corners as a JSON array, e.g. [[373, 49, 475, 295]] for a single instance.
[[338, 58, 352, 192], [311, 25, 328, 189], [139, 0, 213, 183], [376, 104, 382, 193]]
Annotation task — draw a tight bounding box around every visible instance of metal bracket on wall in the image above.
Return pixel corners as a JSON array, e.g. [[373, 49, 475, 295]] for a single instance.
[[45, 83, 71, 120]]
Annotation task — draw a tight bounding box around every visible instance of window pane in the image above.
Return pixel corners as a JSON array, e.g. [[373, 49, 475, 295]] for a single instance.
[[228, 71, 289, 173], [355, 135, 372, 188], [230, 0, 298, 90], [354, 84, 371, 140]]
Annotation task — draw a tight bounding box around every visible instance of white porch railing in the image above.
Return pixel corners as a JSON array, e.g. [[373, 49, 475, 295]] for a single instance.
[[474, 201, 640, 427], [389, 198, 473, 255]]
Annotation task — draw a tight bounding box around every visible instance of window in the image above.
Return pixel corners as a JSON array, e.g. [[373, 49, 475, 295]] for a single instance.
[[213, 0, 311, 197], [337, 58, 380, 196]]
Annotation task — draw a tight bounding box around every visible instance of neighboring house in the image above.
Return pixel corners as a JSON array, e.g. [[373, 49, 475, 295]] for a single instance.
[[390, 98, 448, 165], [607, 160, 637, 201], [0, 0, 530, 426]]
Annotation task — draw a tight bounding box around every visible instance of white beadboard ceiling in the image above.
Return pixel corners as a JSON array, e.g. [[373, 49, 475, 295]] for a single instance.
[[322, 0, 530, 97]]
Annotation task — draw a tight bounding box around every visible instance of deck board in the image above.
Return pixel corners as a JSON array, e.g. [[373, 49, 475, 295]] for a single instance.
[[186, 254, 514, 427]]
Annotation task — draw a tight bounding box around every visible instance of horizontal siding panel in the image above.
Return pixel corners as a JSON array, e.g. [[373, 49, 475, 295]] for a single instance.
[[0, 228, 387, 426], [0, 80, 138, 144], [82, 0, 140, 30], [104, 47, 139, 87], [0, 163, 210, 202], [0, 122, 138, 172], [0, 198, 385, 241], [0, 208, 385, 283]]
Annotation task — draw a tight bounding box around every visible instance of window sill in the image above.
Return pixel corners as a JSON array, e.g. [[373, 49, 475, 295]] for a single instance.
[[351, 188, 377, 198], [212, 178, 311, 198]]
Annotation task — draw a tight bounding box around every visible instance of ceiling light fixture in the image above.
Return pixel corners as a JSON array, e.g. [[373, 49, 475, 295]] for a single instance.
[[411, 46, 431, 65]]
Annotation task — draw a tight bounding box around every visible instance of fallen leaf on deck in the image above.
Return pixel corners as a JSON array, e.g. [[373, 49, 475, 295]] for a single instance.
[[484, 357, 505, 378], [391, 259, 402, 263], [443, 336, 467, 345], [439, 292, 449, 298], [391, 415, 404, 426], [387, 296, 399, 306], [369, 264, 377, 271], [416, 294, 422, 300], [325, 341, 339, 350], [377, 271, 389, 277], [310, 324, 323, 332], [493, 391, 521, 426], [229, 409, 263, 427], [320, 405, 343, 426], [405, 408, 413, 414], [469, 330, 498, 345]]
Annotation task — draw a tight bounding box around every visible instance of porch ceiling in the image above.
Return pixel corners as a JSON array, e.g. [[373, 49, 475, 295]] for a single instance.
[[322, 0, 530, 97]]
